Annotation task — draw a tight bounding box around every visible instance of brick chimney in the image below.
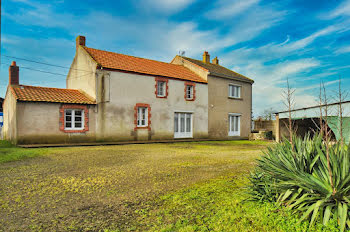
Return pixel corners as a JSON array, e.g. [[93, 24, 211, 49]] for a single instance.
[[9, 61, 19, 85], [212, 57, 219, 65], [203, 51, 210, 64], [76, 35, 86, 51]]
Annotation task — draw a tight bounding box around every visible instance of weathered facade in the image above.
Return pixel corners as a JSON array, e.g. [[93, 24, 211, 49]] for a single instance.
[[171, 54, 254, 139], [3, 36, 254, 144]]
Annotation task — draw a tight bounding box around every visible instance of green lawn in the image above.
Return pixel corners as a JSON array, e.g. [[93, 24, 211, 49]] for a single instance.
[[0, 140, 338, 231], [0, 140, 46, 163]]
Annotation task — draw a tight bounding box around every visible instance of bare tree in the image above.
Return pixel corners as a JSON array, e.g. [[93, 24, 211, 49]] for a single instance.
[[320, 82, 335, 194], [282, 78, 296, 148], [260, 107, 276, 121], [335, 77, 348, 145]]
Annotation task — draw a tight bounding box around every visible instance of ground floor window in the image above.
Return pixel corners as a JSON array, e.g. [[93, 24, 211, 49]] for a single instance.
[[174, 112, 192, 138], [65, 109, 84, 130], [59, 105, 89, 133], [229, 114, 241, 136], [134, 103, 151, 130], [137, 107, 148, 127]]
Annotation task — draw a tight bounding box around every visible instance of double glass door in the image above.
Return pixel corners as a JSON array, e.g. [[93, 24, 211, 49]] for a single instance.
[[174, 113, 192, 138]]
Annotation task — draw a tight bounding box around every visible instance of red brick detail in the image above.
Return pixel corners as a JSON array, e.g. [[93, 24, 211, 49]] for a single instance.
[[59, 104, 89, 133], [9, 61, 19, 85], [134, 103, 151, 131], [155, 77, 169, 98], [184, 82, 196, 101]]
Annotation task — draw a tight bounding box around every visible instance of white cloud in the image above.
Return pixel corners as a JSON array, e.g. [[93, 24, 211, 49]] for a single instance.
[[141, 0, 196, 13], [328, 0, 350, 18], [335, 45, 350, 54], [206, 0, 260, 19]]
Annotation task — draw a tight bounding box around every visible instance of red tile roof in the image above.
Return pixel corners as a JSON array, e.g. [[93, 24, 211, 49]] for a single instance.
[[10, 85, 96, 104], [83, 47, 207, 83]]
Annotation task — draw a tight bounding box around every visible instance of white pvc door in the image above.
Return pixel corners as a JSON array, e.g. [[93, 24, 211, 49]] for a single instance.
[[174, 113, 193, 138]]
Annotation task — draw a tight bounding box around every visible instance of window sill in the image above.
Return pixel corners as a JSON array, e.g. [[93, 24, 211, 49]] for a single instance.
[[156, 95, 167, 99], [228, 97, 243, 100], [228, 134, 240, 137], [185, 98, 195, 101], [63, 129, 87, 133], [135, 126, 151, 130]]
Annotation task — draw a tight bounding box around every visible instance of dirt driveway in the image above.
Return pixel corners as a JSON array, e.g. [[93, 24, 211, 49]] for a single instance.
[[0, 141, 268, 231]]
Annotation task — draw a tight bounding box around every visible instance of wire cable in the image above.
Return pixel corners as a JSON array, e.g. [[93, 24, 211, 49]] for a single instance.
[[1, 54, 93, 73]]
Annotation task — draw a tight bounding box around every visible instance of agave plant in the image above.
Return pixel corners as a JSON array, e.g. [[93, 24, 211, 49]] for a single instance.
[[249, 135, 350, 231]]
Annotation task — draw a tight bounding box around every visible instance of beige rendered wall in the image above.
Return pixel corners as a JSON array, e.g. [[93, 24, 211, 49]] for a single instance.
[[95, 71, 209, 142], [16, 102, 97, 144], [2, 88, 17, 143], [208, 76, 252, 139], [66, 46, 97, 99]]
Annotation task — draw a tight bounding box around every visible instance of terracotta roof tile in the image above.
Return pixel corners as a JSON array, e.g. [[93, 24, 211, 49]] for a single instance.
[[83, 47, 207, 83], [10, 85, 96, 104]]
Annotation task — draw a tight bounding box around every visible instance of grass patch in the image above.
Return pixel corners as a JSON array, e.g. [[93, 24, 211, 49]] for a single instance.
[[124, 177, 339, 232], [0, 140, 46, 163]]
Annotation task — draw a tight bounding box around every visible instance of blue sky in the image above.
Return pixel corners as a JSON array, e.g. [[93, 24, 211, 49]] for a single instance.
[[1, 0, 350, 116]]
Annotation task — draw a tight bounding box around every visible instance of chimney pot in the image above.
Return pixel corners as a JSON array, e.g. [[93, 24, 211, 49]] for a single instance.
[[202, 51, 210, 64], [76, 35, 86, 51], [212, 57, 219, 65], [9, 61, 19, 85]]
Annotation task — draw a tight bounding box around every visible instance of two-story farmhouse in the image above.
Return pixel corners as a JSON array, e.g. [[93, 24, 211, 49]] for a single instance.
[[2, 36, 254, 144]]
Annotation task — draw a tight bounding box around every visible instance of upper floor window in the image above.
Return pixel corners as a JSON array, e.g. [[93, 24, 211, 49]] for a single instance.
[[184, 82, 196, 101], [186, 85, 193, 99], [229, 84, 241, 98], [65, 109, 84, 130], [157, 81, 166, 97], [155, 77, 168, 98]]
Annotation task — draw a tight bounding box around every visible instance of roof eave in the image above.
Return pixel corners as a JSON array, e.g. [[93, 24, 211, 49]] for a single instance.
[[16, 100, 96, 105], [100, 67, 208, 84], [209, 71, 254, 84]]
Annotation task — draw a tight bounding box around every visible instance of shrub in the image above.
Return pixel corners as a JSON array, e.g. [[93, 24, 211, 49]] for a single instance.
[[249, 135, 350, 231]]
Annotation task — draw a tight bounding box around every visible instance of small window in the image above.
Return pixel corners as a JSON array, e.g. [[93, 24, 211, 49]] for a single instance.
[[65, 109, 84, 130], [137, 107, 148, 127], [229, 84, 241, 98], [186, 85, 193, 100], [229, 114, 240, 136], [157, 81, 166, 97]]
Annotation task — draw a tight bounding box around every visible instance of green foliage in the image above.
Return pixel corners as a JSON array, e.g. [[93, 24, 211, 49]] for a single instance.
[[124, 177, 340, 231], [0, 140, 46, 163], [249, 135, 350, 231]]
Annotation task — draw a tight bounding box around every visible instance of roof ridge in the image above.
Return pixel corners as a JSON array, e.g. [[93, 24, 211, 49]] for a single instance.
[[17, 84, 80, 92], [84, 46, 185, 67]]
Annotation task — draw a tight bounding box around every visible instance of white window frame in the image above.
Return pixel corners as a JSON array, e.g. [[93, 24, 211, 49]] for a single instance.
[[186, 85, 194, 100], [229, 84, 241, 98], [228, 113, 241, 136], [64, 109, 84, 130], [174, 112, 193, 138], [157, 81, 166, 97], [137, 107, 148, 127]]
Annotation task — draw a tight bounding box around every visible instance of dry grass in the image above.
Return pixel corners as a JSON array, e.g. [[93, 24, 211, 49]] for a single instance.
[[0, 141, 269, 231]]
